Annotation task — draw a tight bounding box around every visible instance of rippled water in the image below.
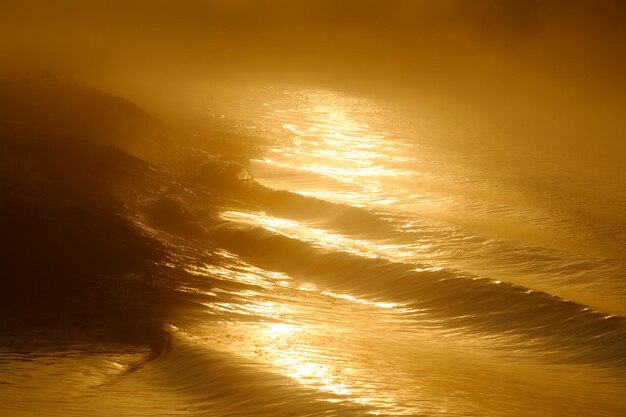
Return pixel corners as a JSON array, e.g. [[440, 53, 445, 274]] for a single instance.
[[212, 86, 626, 311], [2, 85, 625, 416]]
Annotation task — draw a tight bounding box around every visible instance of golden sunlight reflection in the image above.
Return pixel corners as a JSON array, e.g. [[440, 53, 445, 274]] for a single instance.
[[262, 323, 353, 397], [185, 248, 293, 289], [249, 90, 425, 210], [182, 250, 434, 414], [319, 291, 397, 310], [220, 210, 433, 261], [198, 303, 419, 415]]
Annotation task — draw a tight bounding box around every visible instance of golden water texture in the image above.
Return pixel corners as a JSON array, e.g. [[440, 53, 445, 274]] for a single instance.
[[1, 85, 625, 417], [187, 88, 626, 416]]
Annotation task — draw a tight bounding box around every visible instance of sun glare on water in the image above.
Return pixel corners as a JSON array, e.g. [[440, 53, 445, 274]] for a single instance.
[[250, 90, 421, 210]]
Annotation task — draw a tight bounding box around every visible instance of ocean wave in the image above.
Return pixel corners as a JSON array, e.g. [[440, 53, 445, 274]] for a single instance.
[[206, 221, 626, 367]]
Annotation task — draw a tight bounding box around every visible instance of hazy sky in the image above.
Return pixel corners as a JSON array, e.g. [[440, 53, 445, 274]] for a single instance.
[[2, 0, 625, 162], [2, 1, 625, 91]]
